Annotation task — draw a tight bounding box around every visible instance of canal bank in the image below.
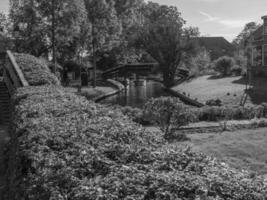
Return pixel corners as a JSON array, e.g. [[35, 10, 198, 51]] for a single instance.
[[94, 79, 125, 102], [100, 79, 205, 108]]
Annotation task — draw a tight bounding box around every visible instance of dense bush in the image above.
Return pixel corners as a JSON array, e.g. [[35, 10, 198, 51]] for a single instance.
[[144, 97, 196, 138], [206, 98, 222, 107], [213, 56, 235, 76], [4, 86, 267, 199], [184, 47, 213, 77], [193, 105, 265, 122], [115, 105, 149, 125], [14, 53, 60, 86]]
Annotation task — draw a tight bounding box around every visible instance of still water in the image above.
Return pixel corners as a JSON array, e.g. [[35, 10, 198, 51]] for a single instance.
[[100, 80, 172, 108]]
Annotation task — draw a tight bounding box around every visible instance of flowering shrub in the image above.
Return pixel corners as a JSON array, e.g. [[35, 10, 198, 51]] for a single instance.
[[4, 86, 267, 199], [14, 53, 60, 86]]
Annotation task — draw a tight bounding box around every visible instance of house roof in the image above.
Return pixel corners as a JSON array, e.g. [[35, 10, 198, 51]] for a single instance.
[[193, 37, 235, 60]]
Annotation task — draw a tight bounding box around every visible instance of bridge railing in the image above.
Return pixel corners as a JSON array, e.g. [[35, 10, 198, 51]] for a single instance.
[[3, 50, 29, 95]]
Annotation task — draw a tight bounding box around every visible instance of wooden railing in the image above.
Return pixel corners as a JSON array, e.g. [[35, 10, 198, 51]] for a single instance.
[[3, 50, 29, 95]]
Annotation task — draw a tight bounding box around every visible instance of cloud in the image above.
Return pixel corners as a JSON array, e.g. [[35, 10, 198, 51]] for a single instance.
[[199, 11, 220, 22], [219, 19, 250, 28], [199, 11, 249, 29], [195, 0, 221, 2]]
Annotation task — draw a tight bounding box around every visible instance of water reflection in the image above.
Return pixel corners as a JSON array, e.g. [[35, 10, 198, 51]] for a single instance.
[[100, 80, 171, 108]]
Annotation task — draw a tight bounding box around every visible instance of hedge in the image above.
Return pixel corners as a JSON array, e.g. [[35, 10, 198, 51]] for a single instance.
[[14, 53, 60, 86], [4, 85, 267, 199]]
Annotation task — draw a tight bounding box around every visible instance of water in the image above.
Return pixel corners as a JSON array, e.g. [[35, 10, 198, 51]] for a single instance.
[[100, 80, 172, 108]]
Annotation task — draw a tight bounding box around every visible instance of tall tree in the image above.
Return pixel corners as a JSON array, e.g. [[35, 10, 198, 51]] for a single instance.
[[9, 0, 87, 62], [136, 2, 198, 87], [232, 22, 260, 49], [84, 0, 121, 87]]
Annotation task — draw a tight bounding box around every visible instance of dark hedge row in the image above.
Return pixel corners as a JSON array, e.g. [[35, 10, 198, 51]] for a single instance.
[[192, 104, 267, 122], [14, 53, 60, 86], [4, 85, 267, 199]]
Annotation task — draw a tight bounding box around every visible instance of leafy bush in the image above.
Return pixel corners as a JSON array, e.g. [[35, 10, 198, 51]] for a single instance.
[[186, 47, 213, 77], [144, 97, 195, 138], [206, 98, 222, 106], [213, 56, 235, 76], [115, 105, 149, 125], [14, 53, 60, 86], [3, 86, 267, 199], [194, 105, 264, 122]]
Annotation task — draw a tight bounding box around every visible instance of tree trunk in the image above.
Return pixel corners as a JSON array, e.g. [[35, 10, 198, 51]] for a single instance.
[[162, 65, 176, 88]]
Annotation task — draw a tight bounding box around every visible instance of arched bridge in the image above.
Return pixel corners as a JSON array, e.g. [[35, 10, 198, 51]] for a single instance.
[[102, 63, 158, 79], [102, 63, 189, 80]]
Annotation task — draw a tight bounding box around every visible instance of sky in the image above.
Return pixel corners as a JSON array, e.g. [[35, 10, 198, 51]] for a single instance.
[[1, 0, 267, 42]]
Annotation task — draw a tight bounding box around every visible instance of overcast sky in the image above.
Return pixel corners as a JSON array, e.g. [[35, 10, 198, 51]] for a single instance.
[[1, 0, 267, 41]]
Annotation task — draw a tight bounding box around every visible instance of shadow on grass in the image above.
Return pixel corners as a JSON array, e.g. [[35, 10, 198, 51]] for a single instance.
[[232, 76, 247, 85], [207, 75, 225, 80]]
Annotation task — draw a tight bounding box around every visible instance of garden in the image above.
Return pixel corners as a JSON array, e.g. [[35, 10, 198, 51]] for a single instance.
[[1, 1, 267, 199], [2, 51, 267, 199]]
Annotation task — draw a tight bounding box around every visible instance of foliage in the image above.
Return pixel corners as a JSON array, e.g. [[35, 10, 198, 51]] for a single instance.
[[135, 2, 198, 87], [213, 56, 235, 76], [114, 105, 149, 125], [232, 22, 260, 49], [193, 105, 265, 122], [206, 98, 222, 107], [84, 0, 121, 53], [0, 12, 10, 35], [9, 0, 87, 61], [231, 65, 243, 76], [144, 97, 194, 138], [232, 52, 247, 75], [14, 53, 60, 86], [183, 47, 212, 77], [3, 85, 267, 199]]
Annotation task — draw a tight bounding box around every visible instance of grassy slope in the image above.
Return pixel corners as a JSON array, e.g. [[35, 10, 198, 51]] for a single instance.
[[172, 75, 250, 106], [186, 128, 267, 175]]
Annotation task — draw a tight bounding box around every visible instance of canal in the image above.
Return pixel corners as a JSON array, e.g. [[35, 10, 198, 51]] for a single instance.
[[100, 80, 172, 108]]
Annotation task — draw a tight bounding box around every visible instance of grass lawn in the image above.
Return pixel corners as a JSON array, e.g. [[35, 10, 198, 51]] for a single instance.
[[185, 128, 267, 175], [172, 75, 251, 106], [64, 86, 116, 100]]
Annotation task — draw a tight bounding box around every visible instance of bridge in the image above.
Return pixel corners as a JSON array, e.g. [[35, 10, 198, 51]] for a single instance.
[[102, 63, 158, 79], [102, 63, 189, 82]]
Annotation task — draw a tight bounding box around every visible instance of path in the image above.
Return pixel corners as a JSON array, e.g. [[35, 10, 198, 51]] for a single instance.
[[0, 126, 9, 199]]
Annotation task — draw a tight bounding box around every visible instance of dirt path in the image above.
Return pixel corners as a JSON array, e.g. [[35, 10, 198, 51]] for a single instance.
[[0, 126, 9, 199]]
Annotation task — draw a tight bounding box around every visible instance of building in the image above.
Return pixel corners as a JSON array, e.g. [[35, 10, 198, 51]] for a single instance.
[[194, 37, 235, 60], [249, 15, 267, 75]]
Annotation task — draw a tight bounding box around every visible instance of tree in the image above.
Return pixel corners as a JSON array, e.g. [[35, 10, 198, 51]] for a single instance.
[[213, 56, 235, 77], [135, 2, 198, 87], [9, 0, 87, 61], [232, 22, 260, 49], [185, 47, 211, 77], [0, 12, 9, 34], [84, 0, 121, 87]]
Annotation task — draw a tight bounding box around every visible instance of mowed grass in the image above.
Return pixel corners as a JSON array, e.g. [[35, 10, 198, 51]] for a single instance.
[[185, 128, 267, 175], [172, 75, 251, 106]]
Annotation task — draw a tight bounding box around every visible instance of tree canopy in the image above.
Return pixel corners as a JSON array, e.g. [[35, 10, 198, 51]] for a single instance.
[[135, 2, 198, 87]]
